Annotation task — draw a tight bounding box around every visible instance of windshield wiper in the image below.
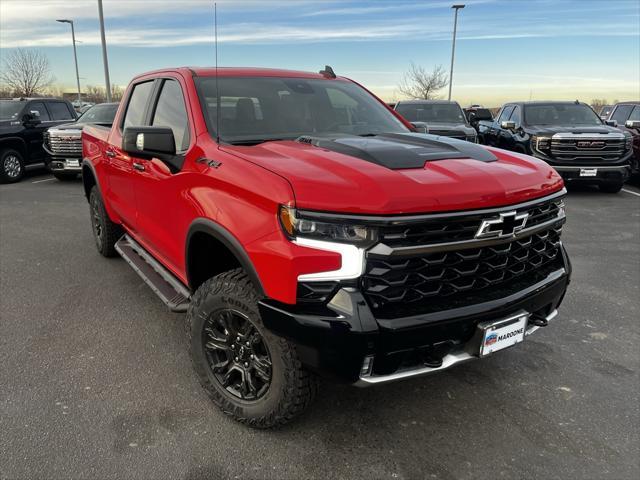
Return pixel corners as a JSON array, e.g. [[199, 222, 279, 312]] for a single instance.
[[227, 137, 290, 146]]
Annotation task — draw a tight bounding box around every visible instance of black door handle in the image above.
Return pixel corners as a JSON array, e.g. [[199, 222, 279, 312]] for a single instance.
[[133, 162, 145, 171]]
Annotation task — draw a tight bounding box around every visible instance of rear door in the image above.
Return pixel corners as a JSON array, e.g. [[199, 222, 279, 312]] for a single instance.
[[132, 76, 193, 272], [105, 79, 157, 232]]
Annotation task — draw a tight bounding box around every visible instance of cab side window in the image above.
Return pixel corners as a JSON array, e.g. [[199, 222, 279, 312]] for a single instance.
[[123, 81, 155, 128], [510, 106, 521, 126], [151, 79, 190, 152], [28, 102, 50, 121], [611, 105, 633, 124], [498, 105, 515, 124], [48, 102, 74, 121]]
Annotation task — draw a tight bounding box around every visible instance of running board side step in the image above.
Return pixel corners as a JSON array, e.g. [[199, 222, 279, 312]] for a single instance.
[[115, 235, 191, 312]]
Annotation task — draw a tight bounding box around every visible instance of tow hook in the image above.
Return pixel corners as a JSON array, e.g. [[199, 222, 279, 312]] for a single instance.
[[528, 314, 549, 328]]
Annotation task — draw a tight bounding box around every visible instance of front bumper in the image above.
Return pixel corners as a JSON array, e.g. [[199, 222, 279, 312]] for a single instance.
[[259, 246, 571, 385], [553, 164, 630, 185], [46, 157, 82, 173]]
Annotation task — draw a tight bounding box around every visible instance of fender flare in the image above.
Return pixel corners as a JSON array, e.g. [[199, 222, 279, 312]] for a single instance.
[[81, 159, 101, 201], [185, 218, 265, 297], [0, 136, 28, 155]]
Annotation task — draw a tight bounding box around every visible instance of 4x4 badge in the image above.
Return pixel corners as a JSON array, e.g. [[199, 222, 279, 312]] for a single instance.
[[475, 211, 529, 239]]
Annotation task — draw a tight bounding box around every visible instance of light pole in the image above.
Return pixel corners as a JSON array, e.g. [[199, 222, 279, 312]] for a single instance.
[[447, 4, 465, 101], [97, 0, 112, 102], [57, 19, 82, 106]]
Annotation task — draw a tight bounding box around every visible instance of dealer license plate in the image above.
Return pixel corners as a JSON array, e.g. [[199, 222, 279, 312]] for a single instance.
[[579, 168, 598, 177], [479, 314, 528, 357], [66, 159, 80, 168]]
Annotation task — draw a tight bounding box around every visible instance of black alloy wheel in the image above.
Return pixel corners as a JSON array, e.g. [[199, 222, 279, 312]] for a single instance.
[[203, 309, 272, 400]]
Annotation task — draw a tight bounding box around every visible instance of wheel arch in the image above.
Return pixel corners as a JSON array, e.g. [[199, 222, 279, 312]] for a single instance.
[[0, 137, 28, 159], [81, 159, 98, 201], [186, 218, 265, 297]]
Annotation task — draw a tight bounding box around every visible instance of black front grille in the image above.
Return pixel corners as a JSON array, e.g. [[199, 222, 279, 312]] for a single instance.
[[379, 196, 563, 248], [363, 225, 563, 318], [550, 137, 625, 163]]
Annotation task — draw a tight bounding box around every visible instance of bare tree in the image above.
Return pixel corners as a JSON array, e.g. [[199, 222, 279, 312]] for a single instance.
[[591, 98, 609, 110], [0, 49, 54, 97], [397, 64, 449, 100]]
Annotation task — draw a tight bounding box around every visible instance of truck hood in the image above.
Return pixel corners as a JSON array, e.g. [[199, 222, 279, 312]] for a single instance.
[[225, 134, 563, 214], [526, 125, 621, 135]]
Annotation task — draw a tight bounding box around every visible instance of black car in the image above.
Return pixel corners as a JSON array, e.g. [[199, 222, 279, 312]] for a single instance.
[[43, 102, 118, 181], [481, 101, 633, 193], [394, 100, 477, 142], [0, 98, 77, 183], [606, 102, 640, 176], [464, 106, 494, 143]]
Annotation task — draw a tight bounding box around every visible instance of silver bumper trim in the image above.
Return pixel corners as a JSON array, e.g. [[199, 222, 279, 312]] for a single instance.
[[553, 165, 629, 171], [355, 308, 558, 387]]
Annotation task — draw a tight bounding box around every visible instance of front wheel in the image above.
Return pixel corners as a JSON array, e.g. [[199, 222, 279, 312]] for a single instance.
[[599, 182, 624, 193], [0, 149, 25, 183], [187, 269, 319, 428]]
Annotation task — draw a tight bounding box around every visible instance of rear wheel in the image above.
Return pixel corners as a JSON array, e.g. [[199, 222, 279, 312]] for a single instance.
[[187, 269, 319, 428], [599, 182, 623, 193], [89, 186, 122, 257], [0, 149, 25, 183]]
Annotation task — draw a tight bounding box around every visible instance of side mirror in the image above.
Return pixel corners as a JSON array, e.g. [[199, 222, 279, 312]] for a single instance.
[[625, 120, 640, 130], [411, 122, 428, 134], [122, 126, 175, 160], [22, 112, 41, 126], [501, 120, 516, 130], [605, 120, 618, 127]]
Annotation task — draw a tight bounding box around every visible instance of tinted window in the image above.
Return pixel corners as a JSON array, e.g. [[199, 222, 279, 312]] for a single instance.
[[611, 105, 634, 124], [629, 106, 640, 122], [77, 103, 118, 124], [48, 102, 74, 120], [195, 76, 407, 144], [123, 81, 154, 128], [28, 102, 50, 121], [395, 103, 466, 123], [510, 106, 521, 125], [0, 101, 25, 120], [152, 79, 190, 152], [524, 103, 601, 126], [498, 105, 514, 123]]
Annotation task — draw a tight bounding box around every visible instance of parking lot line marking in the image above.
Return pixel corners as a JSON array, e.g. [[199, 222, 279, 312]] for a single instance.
[[621, 188, 640, 197], [32, 178, 55, 184]]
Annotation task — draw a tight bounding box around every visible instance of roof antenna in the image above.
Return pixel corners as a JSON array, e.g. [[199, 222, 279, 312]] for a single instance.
[[214, 2, 221, 147], [319, 65, 336, 79]]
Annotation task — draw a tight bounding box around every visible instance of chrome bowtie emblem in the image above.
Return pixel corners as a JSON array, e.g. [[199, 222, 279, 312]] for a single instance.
[[475, 211, 529, 239]]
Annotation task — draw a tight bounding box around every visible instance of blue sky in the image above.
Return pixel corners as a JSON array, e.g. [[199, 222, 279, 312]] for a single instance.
[[1, 0, 638, 106]]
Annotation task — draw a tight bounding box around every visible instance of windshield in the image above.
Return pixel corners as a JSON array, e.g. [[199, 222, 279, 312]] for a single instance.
[[195, 76, 408, 144], [395, 103, 467, 124], [77, 103, 118, 124], [524, 103, 602, 126], [0, 101, 25, 121]]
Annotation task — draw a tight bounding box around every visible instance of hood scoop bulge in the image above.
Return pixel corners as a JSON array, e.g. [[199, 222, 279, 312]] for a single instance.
[[295, 133, 497, 170]]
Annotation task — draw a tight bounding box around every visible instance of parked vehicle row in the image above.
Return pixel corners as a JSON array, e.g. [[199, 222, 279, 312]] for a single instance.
[[393, 100, 477, 142], [81, 66, 570, 428]]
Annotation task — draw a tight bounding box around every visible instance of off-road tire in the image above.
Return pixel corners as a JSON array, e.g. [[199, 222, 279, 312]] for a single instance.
[[0, 149, 25, 183], [187, 269, 319, 428], [89, 185, 122, 257], [599, 182, 624, 193], [53, 172, 78, 181]]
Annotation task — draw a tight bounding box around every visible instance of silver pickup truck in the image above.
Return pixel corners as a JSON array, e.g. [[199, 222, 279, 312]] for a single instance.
[[44, 103, 118, 181]]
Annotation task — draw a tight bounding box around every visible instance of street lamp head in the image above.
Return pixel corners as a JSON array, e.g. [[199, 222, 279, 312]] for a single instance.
[[56, 19, 72, 23], [452, 4, 465, 9]]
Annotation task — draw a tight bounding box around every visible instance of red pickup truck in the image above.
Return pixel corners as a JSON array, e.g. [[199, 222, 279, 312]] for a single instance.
[[82, 67, 571, 428]]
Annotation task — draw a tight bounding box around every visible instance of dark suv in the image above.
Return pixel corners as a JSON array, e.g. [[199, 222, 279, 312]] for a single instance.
[[606, 102, 640, 176], [394, 100, 477, 142], [0, 98, 77, 182], [481, 101, 633, 193]]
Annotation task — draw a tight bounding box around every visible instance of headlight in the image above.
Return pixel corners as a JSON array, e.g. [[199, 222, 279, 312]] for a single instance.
[[531, 135, 551, 151], [279, 206, 377, 246], [624, 133, 633, 151]]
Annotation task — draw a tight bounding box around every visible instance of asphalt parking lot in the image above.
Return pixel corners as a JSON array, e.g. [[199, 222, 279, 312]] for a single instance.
[[1, 173, 638, 480]]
